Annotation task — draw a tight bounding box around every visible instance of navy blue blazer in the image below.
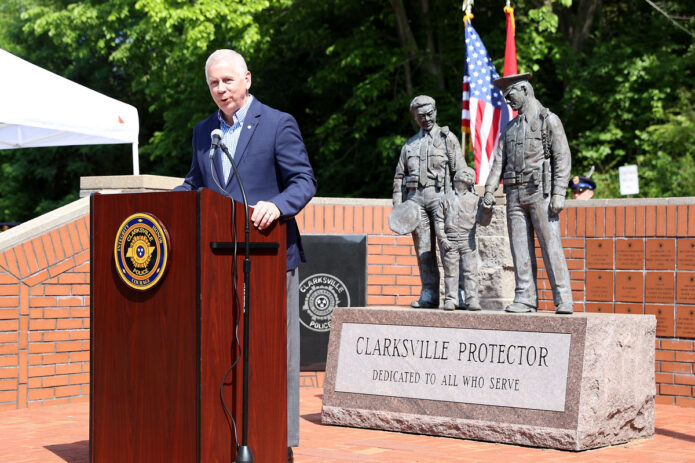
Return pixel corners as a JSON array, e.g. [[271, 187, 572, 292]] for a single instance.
[[174, 97, 317, 271]]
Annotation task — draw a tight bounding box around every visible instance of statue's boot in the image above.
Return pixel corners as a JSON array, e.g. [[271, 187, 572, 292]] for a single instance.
[[411, 287, 438, 309], [412, 299, 438, 309], [466, 299, 482, 311], [555, 302, 574, 314], [505, 302, 537, 313], [443, 301, 456, 311]]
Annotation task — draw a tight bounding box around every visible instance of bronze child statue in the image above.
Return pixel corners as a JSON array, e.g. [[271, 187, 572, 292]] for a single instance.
[[434, 166, 483, 311]]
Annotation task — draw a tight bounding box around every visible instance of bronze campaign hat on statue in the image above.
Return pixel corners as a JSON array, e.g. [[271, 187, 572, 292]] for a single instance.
[[388, 200, 420, 235], [493, 73, 532, 97]]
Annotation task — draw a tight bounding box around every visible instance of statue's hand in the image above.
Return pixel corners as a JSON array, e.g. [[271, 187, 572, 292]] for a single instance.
[[550, 194, 565, 216], [483, 191, 496, 208], [440, 239, 453, 252]]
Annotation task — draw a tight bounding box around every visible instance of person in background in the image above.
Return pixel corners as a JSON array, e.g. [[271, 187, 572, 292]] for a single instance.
[[569, 175, 596, 200]]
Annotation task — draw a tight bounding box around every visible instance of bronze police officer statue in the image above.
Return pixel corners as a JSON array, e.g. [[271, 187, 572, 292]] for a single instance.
[[392, 95, 467, 308], [483, 74, 574, 314]]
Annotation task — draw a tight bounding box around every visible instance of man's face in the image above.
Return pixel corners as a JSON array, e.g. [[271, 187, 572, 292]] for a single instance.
[[505, 83, 527, 111], [572, 189, 594, 200], [207, 59, 251, 123], [414, 104, 437, 131]]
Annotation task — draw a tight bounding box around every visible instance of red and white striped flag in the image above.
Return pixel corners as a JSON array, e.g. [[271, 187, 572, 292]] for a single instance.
[[462, 20, 512, 185]]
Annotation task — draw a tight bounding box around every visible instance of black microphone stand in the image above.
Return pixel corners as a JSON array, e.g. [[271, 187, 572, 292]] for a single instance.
[[217, 143, 254, 463]]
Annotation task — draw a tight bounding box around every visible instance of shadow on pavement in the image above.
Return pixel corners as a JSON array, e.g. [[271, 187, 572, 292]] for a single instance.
[[45, 440, 89, 463]]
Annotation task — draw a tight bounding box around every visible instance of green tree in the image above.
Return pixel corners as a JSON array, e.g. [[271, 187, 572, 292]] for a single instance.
[[1, 0, 695, 222], [0, 0, 286, 221]]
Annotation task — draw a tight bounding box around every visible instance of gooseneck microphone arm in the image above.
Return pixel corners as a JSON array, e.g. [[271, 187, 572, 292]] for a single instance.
[[216, 141, 254, 463], [207, 132, 243, 453]]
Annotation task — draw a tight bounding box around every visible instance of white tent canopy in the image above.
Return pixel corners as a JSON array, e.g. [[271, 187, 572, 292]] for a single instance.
[[0, 48, 140, 174]]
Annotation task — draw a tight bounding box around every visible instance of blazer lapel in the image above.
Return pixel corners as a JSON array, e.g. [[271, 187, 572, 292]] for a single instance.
[[214, 146, 227, 187], [230, 98, 261, 172]]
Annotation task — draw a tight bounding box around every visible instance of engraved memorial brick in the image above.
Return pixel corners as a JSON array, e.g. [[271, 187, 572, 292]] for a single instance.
[[645, 304, 675, 337], [645, 272, 675, 303], [615, 239, 644, 269], [646, 239, 675, 270], [615, 272, 643, 302], [586, 271, 613, 302], [585, 302, 614, 313], [676, 272, 695, 304], [615, 303, 644, 315], [677, 239, 695, 270], [586, 239, 613, 269], [676, 306, 695, 339]]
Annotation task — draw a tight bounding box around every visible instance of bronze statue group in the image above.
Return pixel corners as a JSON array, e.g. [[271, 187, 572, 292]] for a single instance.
[[390, 74, 574, 315]]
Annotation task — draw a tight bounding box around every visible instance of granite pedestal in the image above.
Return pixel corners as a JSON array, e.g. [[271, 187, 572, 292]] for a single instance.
[[321, 307, 655, 451]]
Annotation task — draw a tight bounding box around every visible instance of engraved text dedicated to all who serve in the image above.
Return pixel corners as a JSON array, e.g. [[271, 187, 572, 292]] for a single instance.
[[334, 323, 571, 411]]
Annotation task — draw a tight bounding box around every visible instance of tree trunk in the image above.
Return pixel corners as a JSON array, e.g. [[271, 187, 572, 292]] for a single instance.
[[419, 0, 445, 90], [389, 0, 417, 95], [558, 0, 603, 52]]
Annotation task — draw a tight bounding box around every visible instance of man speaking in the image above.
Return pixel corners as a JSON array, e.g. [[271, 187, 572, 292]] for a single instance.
[[174, 49, 316, 462]]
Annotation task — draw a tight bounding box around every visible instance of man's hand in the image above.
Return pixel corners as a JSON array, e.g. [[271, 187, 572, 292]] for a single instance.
[[483, 191, 496, 209], [550, 194, 565, 216], [251, 201, 281, 230], [439, 238, 453, 252]]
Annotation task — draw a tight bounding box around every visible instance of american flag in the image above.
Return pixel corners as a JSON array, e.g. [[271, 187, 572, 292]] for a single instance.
[[462, 22, 511, 185]]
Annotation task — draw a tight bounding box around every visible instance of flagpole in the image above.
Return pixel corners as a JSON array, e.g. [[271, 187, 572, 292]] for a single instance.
[[462, 0, 473, 166]]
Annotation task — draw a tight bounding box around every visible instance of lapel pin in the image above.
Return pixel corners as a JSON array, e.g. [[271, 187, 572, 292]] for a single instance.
[[247, 125, 252, 129]]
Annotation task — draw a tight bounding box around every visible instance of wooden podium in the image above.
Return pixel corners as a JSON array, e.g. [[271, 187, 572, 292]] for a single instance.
[[90, 188, 287, 462]]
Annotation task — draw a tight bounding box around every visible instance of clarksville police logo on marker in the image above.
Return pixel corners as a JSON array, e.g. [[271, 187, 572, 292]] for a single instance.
[[299, 273, 350, 333], [114, 213, 170, 291]]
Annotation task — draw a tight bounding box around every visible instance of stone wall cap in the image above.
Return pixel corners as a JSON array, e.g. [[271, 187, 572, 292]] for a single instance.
[[80, 175, 183, 190], [336, 306, 656, 321], [0, 197, 89, 252], [567, 196, 695, 207]]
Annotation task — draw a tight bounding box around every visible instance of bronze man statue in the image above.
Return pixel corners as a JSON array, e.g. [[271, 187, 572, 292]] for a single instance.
[[392, 95, 467, 308], [483, 74, 574, 314]]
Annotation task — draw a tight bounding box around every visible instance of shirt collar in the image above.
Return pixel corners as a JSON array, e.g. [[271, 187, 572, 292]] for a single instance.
[[421, 125, 440, 139], [217, 95, 254, 131]]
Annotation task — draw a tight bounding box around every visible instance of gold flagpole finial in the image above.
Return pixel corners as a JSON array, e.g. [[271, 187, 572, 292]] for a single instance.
[[462, 0, 474, 23], [504, 2, 515, 33]]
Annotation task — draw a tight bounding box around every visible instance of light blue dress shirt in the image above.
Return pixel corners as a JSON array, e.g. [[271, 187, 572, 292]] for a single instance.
[[217, 95, 254, 182]]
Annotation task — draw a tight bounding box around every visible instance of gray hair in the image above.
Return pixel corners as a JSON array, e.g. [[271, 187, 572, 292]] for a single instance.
[[204, 49, 249, 82], [409, 95, 436, 115]]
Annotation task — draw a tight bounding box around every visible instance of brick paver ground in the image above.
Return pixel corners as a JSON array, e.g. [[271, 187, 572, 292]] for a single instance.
[[1, 373, 694, 462]]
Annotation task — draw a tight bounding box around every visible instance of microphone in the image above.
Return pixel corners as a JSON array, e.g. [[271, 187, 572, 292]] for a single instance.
[[209, 129, 223, 159]]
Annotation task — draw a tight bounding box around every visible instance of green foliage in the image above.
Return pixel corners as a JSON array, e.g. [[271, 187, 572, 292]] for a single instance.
[[636, 89, 695, 197], [556, 1, 695, 198], [1, 0, 695, 221], [0, 0, 283, 221]]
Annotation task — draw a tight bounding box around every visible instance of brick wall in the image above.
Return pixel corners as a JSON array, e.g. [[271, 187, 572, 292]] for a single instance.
[[1, 195, 694, 409], [0, 215, 90, 411], [532, 201, 695, 408], [298, 198, 695, 408]]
